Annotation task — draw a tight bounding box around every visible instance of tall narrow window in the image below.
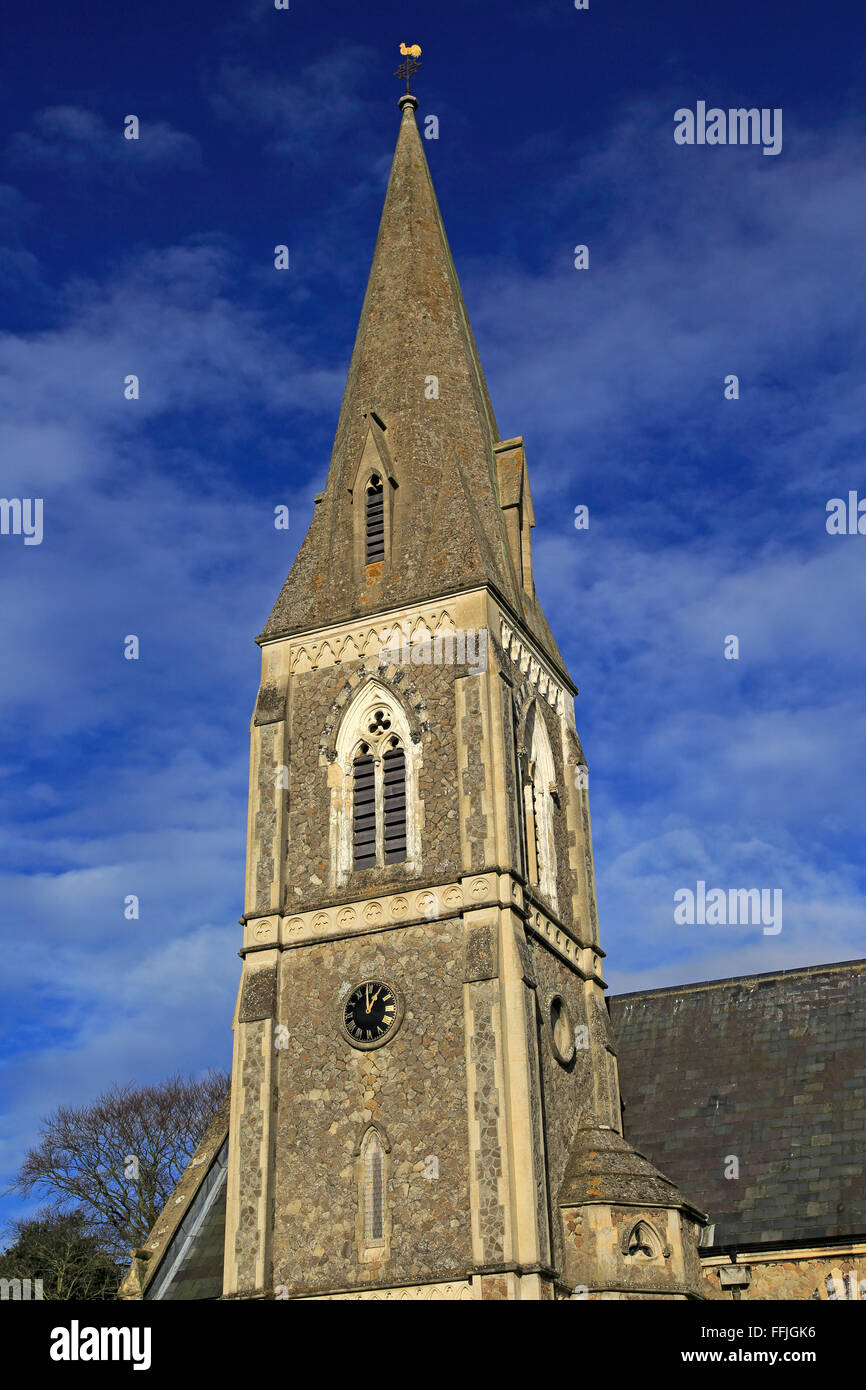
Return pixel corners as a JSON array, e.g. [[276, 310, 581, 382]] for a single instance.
[[382, 741, 407, 864], [352, 747, 376, 869], [365, 474, 385, 563], [362, 1129, 386, 1246], [524, 705, 558, 911]]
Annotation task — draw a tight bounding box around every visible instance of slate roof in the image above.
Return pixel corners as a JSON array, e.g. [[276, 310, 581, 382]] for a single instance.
[[260, 97, 568, 679], [609, 960, 866, 1248]]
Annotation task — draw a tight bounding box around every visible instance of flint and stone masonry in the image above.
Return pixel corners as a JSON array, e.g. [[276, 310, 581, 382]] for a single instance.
[[123, 92, 716, 1302]]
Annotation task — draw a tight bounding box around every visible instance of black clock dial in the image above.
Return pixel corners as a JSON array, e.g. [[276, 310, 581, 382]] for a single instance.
[[344, 980, 397, 1042]]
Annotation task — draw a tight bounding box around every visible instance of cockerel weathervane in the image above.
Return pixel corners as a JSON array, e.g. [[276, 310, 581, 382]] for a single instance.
[[394, 42, 422, 95]]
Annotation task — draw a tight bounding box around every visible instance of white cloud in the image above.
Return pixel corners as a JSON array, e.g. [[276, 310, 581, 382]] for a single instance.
[[7, 106, 202, 178]]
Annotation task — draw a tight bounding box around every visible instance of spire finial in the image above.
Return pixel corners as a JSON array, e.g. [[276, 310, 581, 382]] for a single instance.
[[394, 42, 422, 106]]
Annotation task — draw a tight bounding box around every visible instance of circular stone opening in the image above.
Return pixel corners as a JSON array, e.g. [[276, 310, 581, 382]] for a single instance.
[[549, 995, 575, 1064]]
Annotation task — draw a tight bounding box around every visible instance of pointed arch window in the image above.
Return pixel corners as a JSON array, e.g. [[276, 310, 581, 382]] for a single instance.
[[355, 1123, 391, 1261], [523, 705, 559, 911], [332, 683, 421, 886], [362, 1129, 386, 1246], [350, 422, 397, 580], [365, 475, 385, 564]]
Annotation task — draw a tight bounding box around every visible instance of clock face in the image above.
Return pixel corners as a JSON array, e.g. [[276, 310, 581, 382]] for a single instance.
[[343, 980, 399, 1046]]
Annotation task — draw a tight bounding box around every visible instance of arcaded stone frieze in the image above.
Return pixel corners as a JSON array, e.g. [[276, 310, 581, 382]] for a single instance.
[[242, 875, 514, 953]]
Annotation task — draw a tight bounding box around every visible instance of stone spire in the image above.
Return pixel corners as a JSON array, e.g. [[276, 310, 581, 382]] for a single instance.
[[260, 94, 566, 675]]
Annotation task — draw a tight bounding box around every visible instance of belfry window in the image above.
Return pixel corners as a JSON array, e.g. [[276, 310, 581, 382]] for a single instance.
[[365, 475, 385, 563], [331, 683, 420, 886]]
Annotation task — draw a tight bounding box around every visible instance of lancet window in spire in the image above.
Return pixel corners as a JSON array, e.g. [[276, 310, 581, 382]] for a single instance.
[[365, 475, 385, 564]]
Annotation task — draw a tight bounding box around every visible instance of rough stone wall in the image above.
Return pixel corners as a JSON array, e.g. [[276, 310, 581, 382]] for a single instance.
[[233, 1019, 268, 1286], [253, 724, 278, 915], [704, 1253, 865, 1300], [561, 1205, 703, 1299], [458, 676, 489, 872], [521, 979, 552, 1266], [496, 670, 522, 871], [530, 939, 596, 1273], [536, 699, 579, 926], [271, 920, 472, 1294], [465, 979, 507, 1261]]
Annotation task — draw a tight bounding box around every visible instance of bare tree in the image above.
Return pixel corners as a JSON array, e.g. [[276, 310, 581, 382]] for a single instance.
[[9, 1070, 229, 1259], [0, 1207, 120, 1300]]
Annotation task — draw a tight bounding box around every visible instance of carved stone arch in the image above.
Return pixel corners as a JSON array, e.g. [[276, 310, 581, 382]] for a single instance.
[[351, 1118, 392, 1158], [347, 411, 398, 498], [514, 680, 538, 761], [319, 668, 426, 765], [621, 1219, 670, 1262], [335, 678, 413, 761]]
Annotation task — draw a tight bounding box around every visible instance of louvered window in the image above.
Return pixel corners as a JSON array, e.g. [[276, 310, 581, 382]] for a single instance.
[[335, 691, 418, 886], [365, 475, 385, 563], [352, 749, 376, 869], [382, 745, 407, 864]]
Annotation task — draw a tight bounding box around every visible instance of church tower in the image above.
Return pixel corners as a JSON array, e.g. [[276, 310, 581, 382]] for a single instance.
[[221, 91, 707, 1302]]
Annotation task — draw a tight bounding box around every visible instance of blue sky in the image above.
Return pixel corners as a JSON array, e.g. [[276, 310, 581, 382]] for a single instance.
[[1, 0, 864, 1229]]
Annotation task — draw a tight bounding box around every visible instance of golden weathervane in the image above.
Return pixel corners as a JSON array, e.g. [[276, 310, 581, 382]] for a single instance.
[[394, 42, 422, 94]]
